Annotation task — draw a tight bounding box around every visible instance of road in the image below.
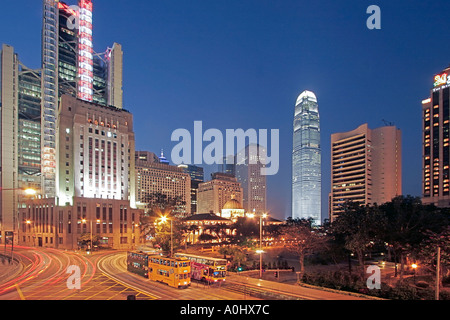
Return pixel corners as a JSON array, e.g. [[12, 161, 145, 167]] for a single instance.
[[0, 246, 252, 300], [0, 246, 373, 300]]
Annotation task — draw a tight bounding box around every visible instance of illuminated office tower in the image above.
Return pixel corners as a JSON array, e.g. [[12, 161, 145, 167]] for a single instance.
[[330, 124, 401, 221], [235, 144, 267, 215], [106, 43, 123, 109], [219, 155, 236, 177], [56, 94, 135, 206], [41, 0, 59, 197], [0, 45, 20, 236], [292, 90, 321, 225], [178, 164, 204, 214], [18, 65, 43, 192], [135, 151, 191, 215], [422, 67, 450, 207], [41, 0, 125, 197], [0, 44, 43, 238]]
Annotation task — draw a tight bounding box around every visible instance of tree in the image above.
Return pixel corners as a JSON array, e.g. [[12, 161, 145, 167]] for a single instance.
[[417, 226, 450, 287], [280, 217, 326, 275], [78, 233, 101, 249], [380, 195, 446, 280], [139, 192, 187, 254], [331, 202, 387, 279], [141, 192, 187, 217], [230, 217, 259, 247], [218, 246, 247, 270]]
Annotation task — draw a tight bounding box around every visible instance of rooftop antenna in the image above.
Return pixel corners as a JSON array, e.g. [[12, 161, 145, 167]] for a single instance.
[[382, 119, 394, 126]]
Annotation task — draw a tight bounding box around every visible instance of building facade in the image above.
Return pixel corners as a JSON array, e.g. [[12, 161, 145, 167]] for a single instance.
[[1, 44, 44, 240], [197, 172, 243, 214], [0, 44, 20, 236], [422, 67, 450, 207], [56, 94, 135, 206], [219, 155, 236, 177], [1, 1, 129, 248], [178, 164, 204, 214], [292, 90, 321, 225], [235, 144, 267, 215], [42, 0, 125, 198], [330, 123, 402, 221], [135, 151, 191, 216], [18, 197, 141, 250]]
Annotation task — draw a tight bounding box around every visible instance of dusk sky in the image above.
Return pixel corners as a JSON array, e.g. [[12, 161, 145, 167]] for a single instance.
[[1, 0, 450, 220]]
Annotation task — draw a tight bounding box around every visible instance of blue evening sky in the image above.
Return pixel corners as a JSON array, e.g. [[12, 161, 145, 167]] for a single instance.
[[1, 0, 449, 220]]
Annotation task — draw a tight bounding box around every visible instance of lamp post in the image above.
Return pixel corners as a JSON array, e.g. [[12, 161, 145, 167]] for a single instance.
[[257, 213, 267, 279], [159, 215, 173, 257], [411, 263, 418, 284]]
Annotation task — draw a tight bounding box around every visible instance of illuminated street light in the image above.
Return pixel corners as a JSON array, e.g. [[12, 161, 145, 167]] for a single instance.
[[412, 263, 418, 284], [0, 187, 37, 263], [159, 214, 173, 257], [24, 188, 37, 196], [258, 213, 268, 279]]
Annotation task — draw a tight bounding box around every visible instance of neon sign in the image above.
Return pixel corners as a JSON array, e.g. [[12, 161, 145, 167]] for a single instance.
[[434, 73, 450, 88], [77, 0, 94, 102]]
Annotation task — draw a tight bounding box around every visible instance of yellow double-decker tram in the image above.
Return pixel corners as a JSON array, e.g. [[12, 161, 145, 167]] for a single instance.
[[147, 254, 191, 289]]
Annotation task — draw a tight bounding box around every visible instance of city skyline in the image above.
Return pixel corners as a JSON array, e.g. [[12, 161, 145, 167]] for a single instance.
[[1, 0, 450, 306], [1, 1, 450, 220]]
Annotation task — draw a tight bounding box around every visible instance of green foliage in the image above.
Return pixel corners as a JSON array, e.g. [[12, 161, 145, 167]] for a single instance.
[[78, 233, 101, 246], [280, 217, 326, 273], [218, 246, 247, 269], [300, 271, 450, 300]]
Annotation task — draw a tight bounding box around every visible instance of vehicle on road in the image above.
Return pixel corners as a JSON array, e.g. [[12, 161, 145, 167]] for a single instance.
[[127, 251, 191, 289], [174, 253, 227, 283]]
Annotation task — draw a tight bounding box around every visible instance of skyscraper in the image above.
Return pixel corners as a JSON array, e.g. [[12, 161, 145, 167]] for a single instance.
[[0, 44, 20, 235], [330, 123, 402, 221], [1, 44, 43, 239], [292, 90, 321, 225], [178, 164, 204, 214], [422, 67, 450, 207], [135, 151, 191, 216], [42, 0, 124, 197], [235, 144, 267, 215], [219, 155, 236, 177], [56, 94, 136, 206]]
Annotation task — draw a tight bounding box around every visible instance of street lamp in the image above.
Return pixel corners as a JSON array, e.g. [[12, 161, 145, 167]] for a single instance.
[[258, 213, 267, 279], [0, 187, 37, 262], [412, 263, 418, 284], [159, 214, 173, 257]]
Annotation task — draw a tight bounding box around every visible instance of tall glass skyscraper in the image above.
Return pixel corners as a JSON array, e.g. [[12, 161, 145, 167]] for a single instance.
[[292, 90, 321, 225]]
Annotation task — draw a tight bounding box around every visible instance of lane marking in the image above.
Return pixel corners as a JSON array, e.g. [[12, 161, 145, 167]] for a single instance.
[[97, 254, 160, 300], [15, 284, 26, 300]]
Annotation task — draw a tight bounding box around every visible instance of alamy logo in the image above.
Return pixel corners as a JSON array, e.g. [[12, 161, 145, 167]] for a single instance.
[[66, 265, 81, 290], [366, 265, 381, 289], [171, 121, 280, 176], [66, 5, 80, 30], [366, 5, 381, 30]]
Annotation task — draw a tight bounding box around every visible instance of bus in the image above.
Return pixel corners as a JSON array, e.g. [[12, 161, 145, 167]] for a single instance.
[[175, 253, 227, 283], [127, 251, 150, 278], [148, 254, 191, 289]]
